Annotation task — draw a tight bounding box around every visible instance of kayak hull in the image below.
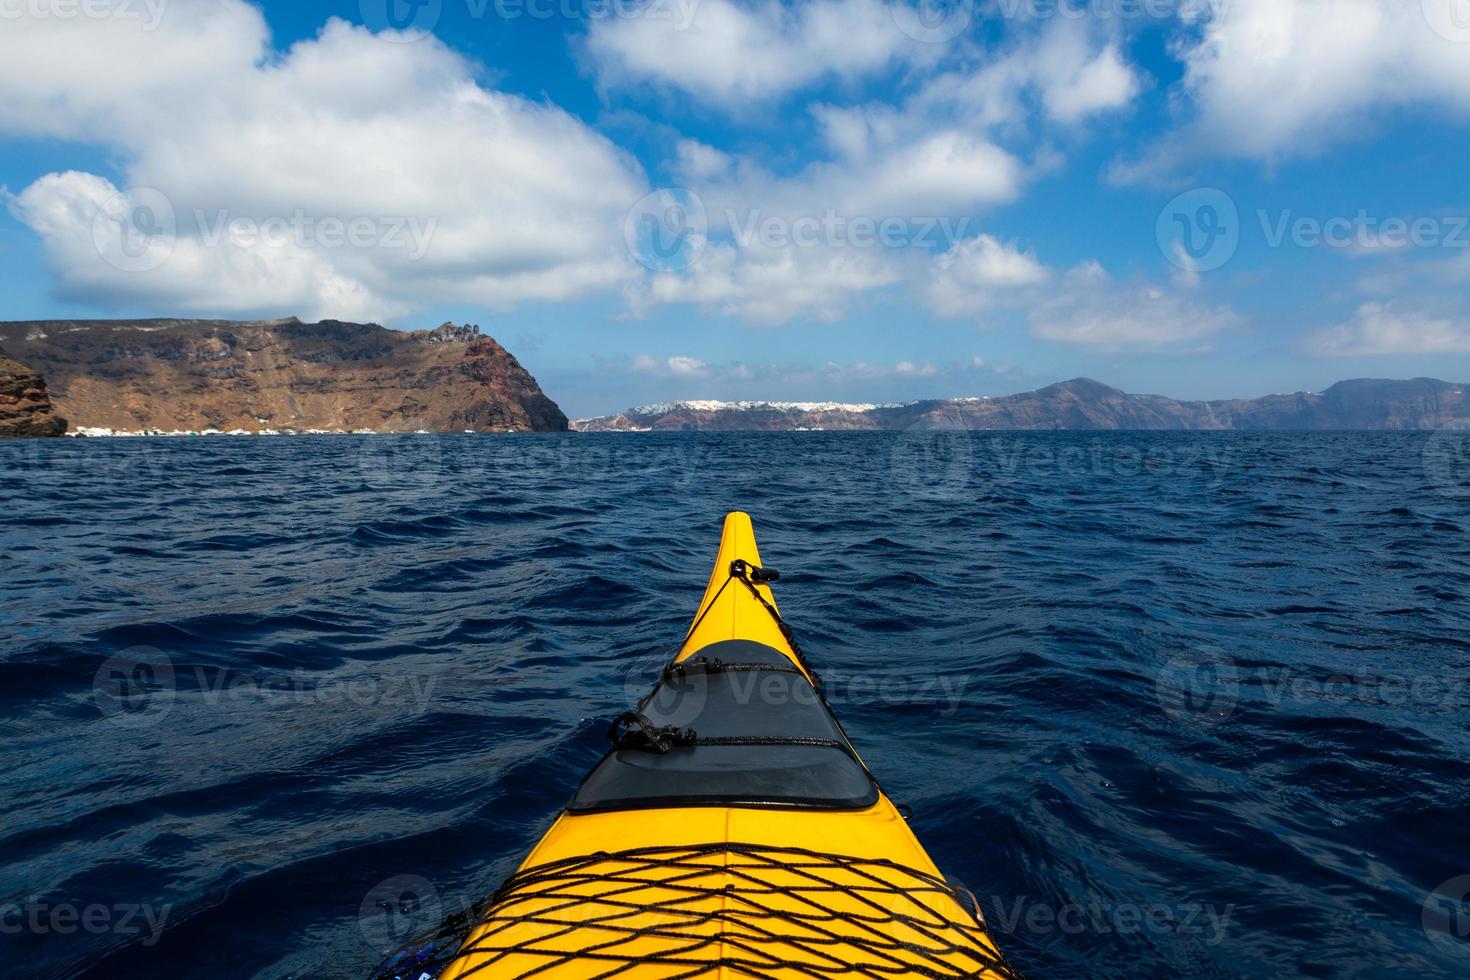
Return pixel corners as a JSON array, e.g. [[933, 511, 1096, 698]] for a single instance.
[[432, 512, 1014, 979]]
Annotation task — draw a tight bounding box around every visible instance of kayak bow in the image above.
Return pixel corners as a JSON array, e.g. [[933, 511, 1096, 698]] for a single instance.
[[397, 512, 1015, 979]]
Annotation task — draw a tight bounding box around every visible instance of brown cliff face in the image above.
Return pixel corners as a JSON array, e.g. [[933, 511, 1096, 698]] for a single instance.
[[574, 378, 1470, 431], [0, 318, 567, 434], [0, 351, 67, 437]]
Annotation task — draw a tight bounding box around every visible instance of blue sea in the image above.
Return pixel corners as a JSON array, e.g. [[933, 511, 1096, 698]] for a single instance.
[[3, 432, 1468, 979]]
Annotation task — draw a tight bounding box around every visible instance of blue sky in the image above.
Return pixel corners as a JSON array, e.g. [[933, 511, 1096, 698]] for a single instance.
[[2, 0, 1470, 416]]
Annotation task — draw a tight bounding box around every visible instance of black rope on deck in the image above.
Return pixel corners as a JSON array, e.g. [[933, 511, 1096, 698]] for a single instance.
[[430, 843, 1021, 980], [727, 559, 824, 691]]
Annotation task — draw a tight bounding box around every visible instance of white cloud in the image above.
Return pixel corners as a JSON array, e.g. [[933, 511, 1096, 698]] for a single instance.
[[914, 18, 1141, 129], [1028, 261, 1240, 349], [926, 241, 1237, 349], [863, 131, 1025, 215], [631, 239, 904, 325], [0, 3, 646, 321], [895, 360, 938, 377], [0, 1, 1148, 330], [680, 127, 1024, 224], [628, 353, 713, 376], [676, 139, 734, 181], [621, 15, 1143, 325], [749, 359, 956, 384], [0, 0, 269, 140], [1167, 240, 1204, 289], [1342, 243, 1470, 311], [667, 355, 710, 376], [589, 4, 1141, 127], [1031, 28, 1140, 124], [927, 234, 1049, 316], [584, 0, 934, 106], [1307, 303, 1470, 356], [623, 352, 952, 387], [12, 171, 402, 322], [1120, 0, 1470, 175], [633, 122, 1028, 324]]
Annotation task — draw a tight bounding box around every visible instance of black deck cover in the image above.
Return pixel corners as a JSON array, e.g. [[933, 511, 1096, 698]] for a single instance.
[[568, 640, 879, 811]]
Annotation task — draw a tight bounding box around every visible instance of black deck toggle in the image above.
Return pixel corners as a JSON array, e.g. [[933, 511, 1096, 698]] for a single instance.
[[730, 559, 779, 582]]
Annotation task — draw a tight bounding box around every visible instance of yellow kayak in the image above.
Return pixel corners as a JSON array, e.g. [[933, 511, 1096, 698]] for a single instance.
[[376, 512, 1016, 979]]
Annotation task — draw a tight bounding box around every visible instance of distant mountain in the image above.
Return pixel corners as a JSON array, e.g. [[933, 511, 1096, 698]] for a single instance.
[[0, 350, 67, 437], [573, 378, 1470, 432], [0, 318, 567, 435]]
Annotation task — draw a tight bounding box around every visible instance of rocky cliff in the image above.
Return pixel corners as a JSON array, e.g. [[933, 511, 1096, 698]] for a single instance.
[[0, 318, 567, 434], [574, 378, 1470, 431], [0, 351, 68, 437]]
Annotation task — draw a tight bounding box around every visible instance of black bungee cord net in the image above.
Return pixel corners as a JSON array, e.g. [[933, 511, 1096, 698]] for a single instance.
[[428, 843, 1019, 980]]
